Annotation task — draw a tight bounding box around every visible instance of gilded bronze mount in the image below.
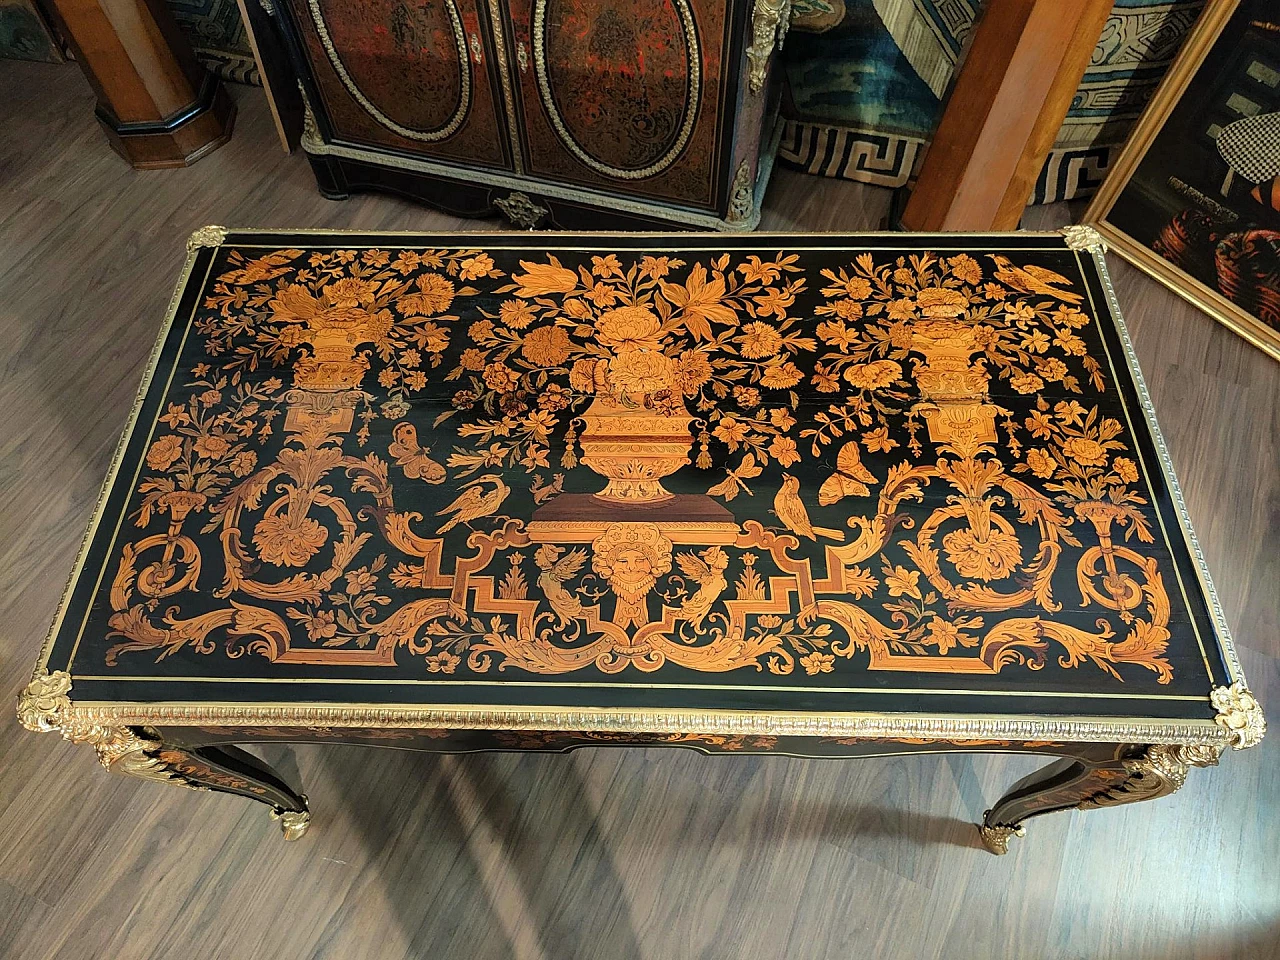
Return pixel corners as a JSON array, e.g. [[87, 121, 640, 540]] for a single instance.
[[979, 740, 1228, 855], [19, 669, 1263, 848], [17, 670, 311, 840]]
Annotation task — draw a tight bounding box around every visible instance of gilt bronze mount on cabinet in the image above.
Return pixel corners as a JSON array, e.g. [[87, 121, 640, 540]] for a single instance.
[[250, 0, 787, 230], [18, 225, 1263, 852]]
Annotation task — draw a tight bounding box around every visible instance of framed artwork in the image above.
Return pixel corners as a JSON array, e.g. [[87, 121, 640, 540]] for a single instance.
[[1085, 0, 1280, 362]]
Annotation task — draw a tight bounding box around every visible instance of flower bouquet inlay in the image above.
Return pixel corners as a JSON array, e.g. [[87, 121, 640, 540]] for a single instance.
[[44, 231, 1231, 716]]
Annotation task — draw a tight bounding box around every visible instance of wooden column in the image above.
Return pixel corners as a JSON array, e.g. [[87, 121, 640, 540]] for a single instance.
[[47, 0, 235, 168], [899, 0, 1112, 231]]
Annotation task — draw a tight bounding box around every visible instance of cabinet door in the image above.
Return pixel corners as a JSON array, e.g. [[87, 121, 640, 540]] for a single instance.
[[505, 0, 736, 210], [282, 0, 514, 170]]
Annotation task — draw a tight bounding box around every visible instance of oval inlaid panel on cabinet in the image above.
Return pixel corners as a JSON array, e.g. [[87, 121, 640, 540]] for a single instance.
[[307, 0, 471, 141], [533, 0, 701, 179]]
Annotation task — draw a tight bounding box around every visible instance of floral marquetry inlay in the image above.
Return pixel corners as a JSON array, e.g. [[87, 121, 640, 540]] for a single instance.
[[62, 236, 1235, 703]]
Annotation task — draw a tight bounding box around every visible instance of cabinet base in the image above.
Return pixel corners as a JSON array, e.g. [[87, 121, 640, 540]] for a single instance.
[[301, 128, 780, 232]]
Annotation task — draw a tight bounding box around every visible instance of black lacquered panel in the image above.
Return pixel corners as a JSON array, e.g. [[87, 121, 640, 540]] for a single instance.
[[47, 232, 1230, 722]]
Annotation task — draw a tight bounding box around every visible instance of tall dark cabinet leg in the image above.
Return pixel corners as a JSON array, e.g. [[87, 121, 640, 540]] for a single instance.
[[308, 154, 351, 201]]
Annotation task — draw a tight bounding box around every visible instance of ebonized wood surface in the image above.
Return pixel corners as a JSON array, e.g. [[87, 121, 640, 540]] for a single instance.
[[41, 229, 1232, 729]]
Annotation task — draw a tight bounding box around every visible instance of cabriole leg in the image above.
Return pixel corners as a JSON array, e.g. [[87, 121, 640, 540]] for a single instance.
[[978, 743, 1221, 855], [154, 739, 312, 840], [17, 674, 312, 840], [107, 728, 312, 840]]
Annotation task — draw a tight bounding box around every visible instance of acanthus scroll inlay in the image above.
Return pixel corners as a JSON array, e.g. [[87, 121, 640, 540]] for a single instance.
[[88, 243, 1198, 688]]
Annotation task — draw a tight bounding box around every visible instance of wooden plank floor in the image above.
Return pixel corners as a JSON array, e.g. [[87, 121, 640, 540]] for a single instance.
[[1, 61, 1277, 960]]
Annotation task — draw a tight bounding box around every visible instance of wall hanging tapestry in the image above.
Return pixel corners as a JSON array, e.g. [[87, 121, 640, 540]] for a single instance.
[[166, 0, 260, 84], [781, 0, 1207, 204]]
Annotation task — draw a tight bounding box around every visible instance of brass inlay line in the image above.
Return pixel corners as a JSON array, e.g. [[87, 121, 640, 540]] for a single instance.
[[483, 0, 524, 173], [68, 674, 1210, 700], [530, 0, 701, 180], [300, 121, 770, 231], [1089, 247, 1245, 684], [34, 229, 1247, 735], [211, 242, 1083, 252], [33, 249, 204, 681], [65, 253, 217, 673], [305, 0, 472, 142]]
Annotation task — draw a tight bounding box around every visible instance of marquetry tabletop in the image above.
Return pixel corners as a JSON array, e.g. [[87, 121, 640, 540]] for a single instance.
[[19, 226, 1262, 852]]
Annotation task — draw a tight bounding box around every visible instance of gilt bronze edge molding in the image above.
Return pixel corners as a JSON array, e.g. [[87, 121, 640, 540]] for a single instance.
[[304, 0, 470, 145], [482, 0, 525, 173], [19, 670, 1259, 747], [23, 232, 1262, 751], [1089, 245, 1247, 685], [150, 226, 1096, 240], [298, 131, 776, 231], [530, 0, 701, 181], [15, 671, 187, 780]]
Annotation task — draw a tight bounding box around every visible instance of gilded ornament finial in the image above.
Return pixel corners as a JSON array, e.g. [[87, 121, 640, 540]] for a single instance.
[[298, 80, 321, 147], [187, 225, 228, 254], [1077, 743, 1220, 811], [17, 669, 71, 733], [726, 161, 754, 223], [1060, 224, 1107, 254], [18, 672, 185, 778], [978, 815, 1025, 855], [1211, 682, 1265, 749], [271, 806, 312, 841], [746, 0, 792, 93]]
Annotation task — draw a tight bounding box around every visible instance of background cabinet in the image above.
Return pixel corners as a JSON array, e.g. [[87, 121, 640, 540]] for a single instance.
[[281, 0, 513, 170], [264, 0, 785, 229]]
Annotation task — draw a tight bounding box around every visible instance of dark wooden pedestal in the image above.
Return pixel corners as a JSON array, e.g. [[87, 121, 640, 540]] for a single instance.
[[49, 0, 235, 168]]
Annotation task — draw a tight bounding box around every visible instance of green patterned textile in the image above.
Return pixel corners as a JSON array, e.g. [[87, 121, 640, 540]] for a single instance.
[[166, 0, 261, 85], [781, 0, 1206, 203]]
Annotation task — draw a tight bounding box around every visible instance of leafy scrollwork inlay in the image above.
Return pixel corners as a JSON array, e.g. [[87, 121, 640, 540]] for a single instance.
[[82, 242, 1206, 691]]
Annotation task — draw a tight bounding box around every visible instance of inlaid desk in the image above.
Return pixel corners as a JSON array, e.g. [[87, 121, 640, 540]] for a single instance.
[[19, 227, 1263, 853]]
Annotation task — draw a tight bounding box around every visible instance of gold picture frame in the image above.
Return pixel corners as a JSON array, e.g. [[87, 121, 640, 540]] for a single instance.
[[1083, 0, 1280, 362]]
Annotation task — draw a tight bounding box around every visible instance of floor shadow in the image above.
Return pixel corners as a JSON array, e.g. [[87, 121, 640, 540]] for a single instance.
[[309, 743, 649, 960], [294, 742, 988, 960]]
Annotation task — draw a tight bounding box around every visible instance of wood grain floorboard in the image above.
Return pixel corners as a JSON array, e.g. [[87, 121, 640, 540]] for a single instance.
[[1, 61, 1276, 960]]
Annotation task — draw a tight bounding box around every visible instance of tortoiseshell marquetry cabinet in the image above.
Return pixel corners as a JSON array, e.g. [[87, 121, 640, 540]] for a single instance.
[[258, 0, 789, 229]]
